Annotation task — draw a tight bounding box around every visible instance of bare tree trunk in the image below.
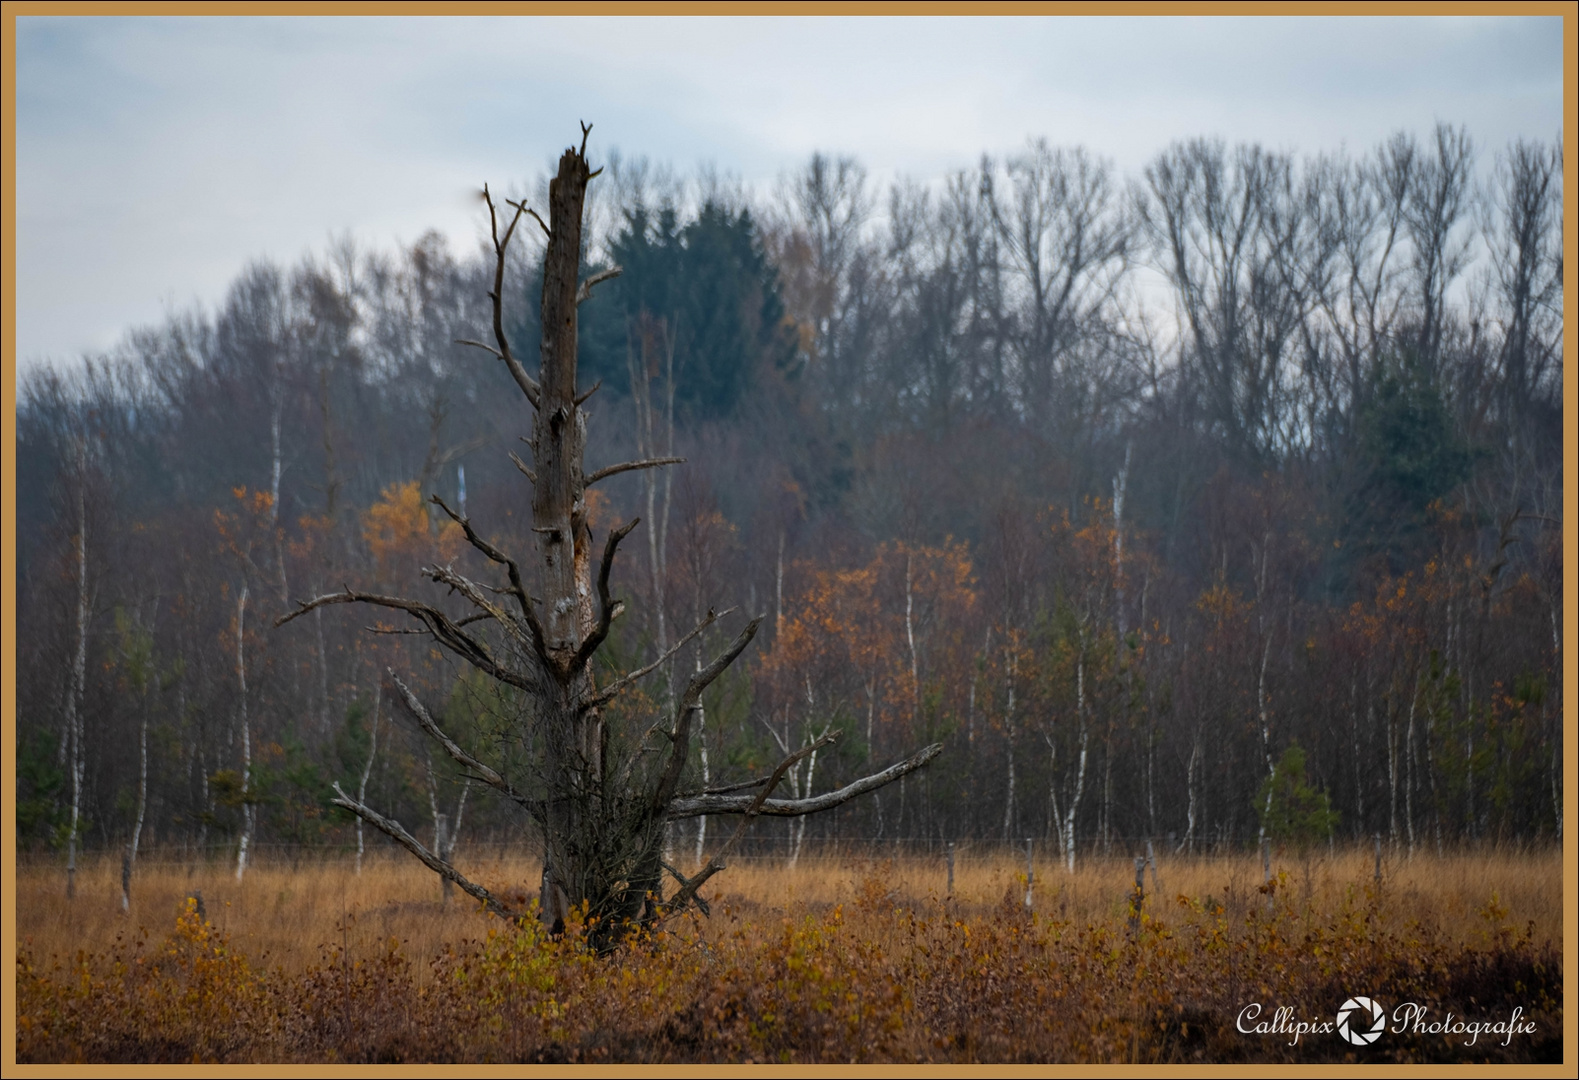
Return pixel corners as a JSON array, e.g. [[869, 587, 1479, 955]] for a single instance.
[[121, 698, 148, 913], [1002, 647, 1017, 841], [356, 679, 382, 874], [235, 584, 253, 882], [66, 472, 88, 901], [270, 390, 289, 606], [1064, 648, 1089, 872], [1405, 672, 1419, 855]]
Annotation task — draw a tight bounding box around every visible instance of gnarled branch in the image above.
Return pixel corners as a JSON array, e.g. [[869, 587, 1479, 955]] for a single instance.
[[331, 782, 521, 920], [428, 495, 550, 665], [576, 265, 622, 305], [666, 742, 944, 820]]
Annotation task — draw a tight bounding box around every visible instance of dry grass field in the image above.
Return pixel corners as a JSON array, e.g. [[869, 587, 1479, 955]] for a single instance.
[[14, 842, 1564, 1063]]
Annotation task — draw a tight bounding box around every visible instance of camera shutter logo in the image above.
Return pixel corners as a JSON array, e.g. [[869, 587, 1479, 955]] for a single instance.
[[1336, 997, 1387, 1045]]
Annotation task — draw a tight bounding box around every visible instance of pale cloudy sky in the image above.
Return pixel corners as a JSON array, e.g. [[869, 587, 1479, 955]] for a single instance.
[[12, 14, 1566, 371]]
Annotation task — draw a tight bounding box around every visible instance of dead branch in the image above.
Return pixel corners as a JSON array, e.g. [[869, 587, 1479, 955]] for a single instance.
[[276, 588, 535, 692], [586, 457, 686, 487], [666, 741, 944, 820], [331, 782, 521, 920], [651, 616, 764, 813], [368, 610, 491, 634], [482, 184, 542, 409], [505, 197, 550, 239], [429, 495, 550, 663], [661, 730, 838, 917], [424, 563, 532, 649], [573, 518, 639, 670], [683, 775, 771, 798], [388, 671, 541, 816], [576, 265, 622, 306], [582, 606, 734, 713], [508, 451, 536, 483]]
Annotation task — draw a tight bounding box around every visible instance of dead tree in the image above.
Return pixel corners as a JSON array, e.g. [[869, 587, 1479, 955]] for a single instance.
[[277, 127, 940, 944]]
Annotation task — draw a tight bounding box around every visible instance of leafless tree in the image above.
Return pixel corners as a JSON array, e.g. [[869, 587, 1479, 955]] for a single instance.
[[278, 128, 940, 944]]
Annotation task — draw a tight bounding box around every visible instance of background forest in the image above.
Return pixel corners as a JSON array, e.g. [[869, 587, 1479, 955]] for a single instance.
[[14, 122, 1564, 878]]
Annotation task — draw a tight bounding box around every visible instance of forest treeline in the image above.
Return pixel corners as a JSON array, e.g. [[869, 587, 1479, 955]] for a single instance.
[[14, 123, 1563, 879]]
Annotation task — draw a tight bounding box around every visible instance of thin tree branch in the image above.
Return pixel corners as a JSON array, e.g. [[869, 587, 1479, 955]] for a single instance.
[[666, 742, 944, 820], [388, 671, 541, 816], [651, 616, 764, 813], [428, 495, 550, 664], [455, 338, 503, 359], [682, 776, 772, 798], [331, 782, 521, 920], [482, 184, 542, 409], [573, 518, 639, 670], [424, 563, 534, 654], [586, 457, 686, 487], [367, 610, 491, 634], [508, 451, 537, 484], [276, 589, 535, 692], [584, 606, 735, 713], [505, 197, 550, 239]]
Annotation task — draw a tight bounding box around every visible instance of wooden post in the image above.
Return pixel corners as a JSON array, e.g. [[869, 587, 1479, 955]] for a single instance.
[[1373, 832, 1382, 886], [1023, 837, 1034, 910], [946, 840, 955, 899]]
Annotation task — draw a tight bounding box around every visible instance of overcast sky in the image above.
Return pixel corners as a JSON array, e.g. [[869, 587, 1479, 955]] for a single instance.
[[12, 14, 1566, 373]]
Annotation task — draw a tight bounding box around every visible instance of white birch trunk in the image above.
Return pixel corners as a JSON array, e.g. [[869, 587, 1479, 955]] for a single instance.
[[66, 475, 88, 901], [235, 584, 253, 882]]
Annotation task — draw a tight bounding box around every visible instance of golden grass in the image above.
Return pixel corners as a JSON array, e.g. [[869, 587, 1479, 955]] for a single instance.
[[14, 843, 1563, 1063], [16, 842, 1561, 978]]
